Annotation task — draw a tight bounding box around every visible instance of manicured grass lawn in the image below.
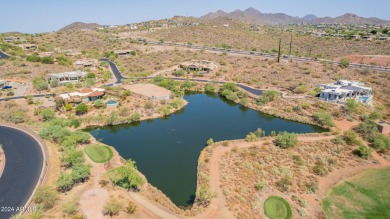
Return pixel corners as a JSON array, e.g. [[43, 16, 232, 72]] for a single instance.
[[264, 196, 292, 219], [323, 167, 390, 219], [84, 145, 113, 163]]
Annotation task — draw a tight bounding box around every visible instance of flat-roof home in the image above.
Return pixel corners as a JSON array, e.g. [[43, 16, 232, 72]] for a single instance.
[[73, 59, 98, 69], [47, 71, 87, 84], [351, 35, 361, 39], [362, 36, 373, 41], [0, 80, 7, 87], [3, 36, 27, 43], [378, 36, 390, 41], [376, 121, 390, 135], [318, 80, 373, 104], [114, 50, 133, 56], [59, 88, 105, 105], [18, 44, 38, 51], [180, 60, 218, 73]]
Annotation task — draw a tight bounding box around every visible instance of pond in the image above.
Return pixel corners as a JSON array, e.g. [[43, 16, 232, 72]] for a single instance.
[[89, 92, 326, 207]]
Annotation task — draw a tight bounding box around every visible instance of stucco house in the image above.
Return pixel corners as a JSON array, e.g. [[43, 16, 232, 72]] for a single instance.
[[317, 80, 373, 104], [47, 71, 87, 84]]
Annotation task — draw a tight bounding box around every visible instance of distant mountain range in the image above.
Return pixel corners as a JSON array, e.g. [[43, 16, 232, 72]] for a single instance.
[[200, 7, 390, 25], [59, 22, 102, 31]]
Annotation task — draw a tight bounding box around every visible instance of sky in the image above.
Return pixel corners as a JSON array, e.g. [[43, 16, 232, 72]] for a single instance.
[[1, 0, 389, 33]]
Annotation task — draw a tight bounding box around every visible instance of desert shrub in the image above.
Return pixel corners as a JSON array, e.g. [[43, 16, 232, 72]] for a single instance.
[[75, 103, 88, 115], [56, 173, 74, 192], [41, 56, 54, 64], [65, 104, 72, 111], [131, 112, 141, 122], [246, 132, 258, 142], [207, 138, 214, 146], [293, 84, 308, 94], [312, 160, 328, 176], [102, 199, 122, 217], [124, 201, 137, 214], [369, 111, 382, 120], [181, 78, 196, 89], [60, 149, 85, 168], [345, 99, 359, 113], [195, 186, 216, 207], [40, 109, 55, 121], [144, 101, 153, 109], [313, 111, 335, 126], [205, 82, 217, 93], [276, 176, 292, 192], [62, 200, 79, 216], [343, 130, 360, 146], [276, 132, 298, 148], [353, 145, 372, 159], [107, 160, 144, 190], [173, 68, 186, 76], [372, 135, 390, 153], [354, 120, 379, 142], [94, 99, 104, 108], [254, 128, 266, 137], [71, 164, 91, 183], [340, 58, 350, 68], [255, 180, 266, 191], [33, 76, 48, 91], [34, 186, 58, 210], [257, 90, 280, 105]]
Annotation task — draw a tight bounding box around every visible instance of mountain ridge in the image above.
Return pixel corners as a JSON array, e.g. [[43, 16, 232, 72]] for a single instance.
[[200, 8, 390, 25]]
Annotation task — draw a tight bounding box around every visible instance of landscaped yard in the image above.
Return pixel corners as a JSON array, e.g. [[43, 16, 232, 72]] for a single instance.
[[264, 196, 292, 219], [323, 167, 390, 219], [84, 145, 113, 163]]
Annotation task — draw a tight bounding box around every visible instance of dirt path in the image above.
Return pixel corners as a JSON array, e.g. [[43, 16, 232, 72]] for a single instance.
[[195, 135, 336, 219]]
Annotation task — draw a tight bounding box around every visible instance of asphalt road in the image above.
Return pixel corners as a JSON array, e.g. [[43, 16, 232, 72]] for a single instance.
[[0, 126, 43, 219], [145, 40, 390, 72], [0, 51, 9, 59]]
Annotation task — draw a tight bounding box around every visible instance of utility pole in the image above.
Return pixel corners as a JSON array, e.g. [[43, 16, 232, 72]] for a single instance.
[[289, 33, 293, 56], [277, 38, 281, 63]]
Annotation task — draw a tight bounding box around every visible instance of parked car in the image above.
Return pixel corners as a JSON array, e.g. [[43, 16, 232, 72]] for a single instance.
[[2, 85, 12, 89]]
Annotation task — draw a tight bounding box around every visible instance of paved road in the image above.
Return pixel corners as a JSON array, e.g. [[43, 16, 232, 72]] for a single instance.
[[100, 58, 123, 85], [0, 126, 44, 219], [0, 51, 9, 59], [144, 40, 390, 72]]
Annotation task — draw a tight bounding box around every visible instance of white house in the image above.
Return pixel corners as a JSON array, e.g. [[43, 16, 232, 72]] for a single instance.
[[47, 71, 87, 84], [318, 80, 373, 104]]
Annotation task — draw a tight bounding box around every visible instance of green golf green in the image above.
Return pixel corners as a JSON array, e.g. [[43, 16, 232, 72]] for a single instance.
[[264, 196, 292, 219], [84, 145, 113, 163]]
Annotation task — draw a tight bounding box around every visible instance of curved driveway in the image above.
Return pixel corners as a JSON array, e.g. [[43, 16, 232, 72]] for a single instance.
[[0, 126, 44, 219]]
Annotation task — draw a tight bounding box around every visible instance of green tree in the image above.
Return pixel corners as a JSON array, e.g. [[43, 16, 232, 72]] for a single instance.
[[343, 130, 360, 146], [246, 132, 258, 142], [276, 132, 298, 148], [75, 103, 88, 115], [257, 90, 280, 105]]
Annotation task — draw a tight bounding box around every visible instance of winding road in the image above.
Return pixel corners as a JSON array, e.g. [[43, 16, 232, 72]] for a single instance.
[[0, 125, 45, 219]]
